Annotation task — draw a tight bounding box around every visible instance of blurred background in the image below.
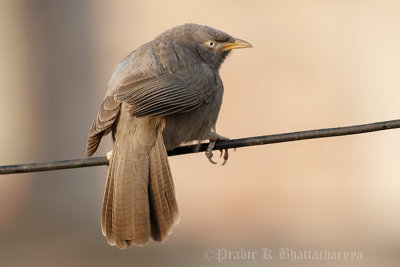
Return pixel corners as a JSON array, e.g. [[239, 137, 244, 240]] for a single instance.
[[1, 0, 400, 266]]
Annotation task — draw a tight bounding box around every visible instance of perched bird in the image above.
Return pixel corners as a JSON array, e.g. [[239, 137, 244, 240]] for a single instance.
[[87, 23, 252, 249]]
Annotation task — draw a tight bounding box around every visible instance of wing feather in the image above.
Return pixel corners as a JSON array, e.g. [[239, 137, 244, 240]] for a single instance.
[[87, 96, 120, 156], [114, 73, 207, 117]]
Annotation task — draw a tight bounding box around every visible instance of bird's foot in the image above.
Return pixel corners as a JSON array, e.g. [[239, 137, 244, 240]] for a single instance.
[[205, 132, 230, 165]]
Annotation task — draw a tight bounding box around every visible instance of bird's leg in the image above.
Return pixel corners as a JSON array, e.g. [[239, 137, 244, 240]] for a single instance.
[[205, 125, 230, 165]]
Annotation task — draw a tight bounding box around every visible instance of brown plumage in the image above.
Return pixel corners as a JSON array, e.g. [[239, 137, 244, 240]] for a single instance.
[[87, 23, 251, 249]]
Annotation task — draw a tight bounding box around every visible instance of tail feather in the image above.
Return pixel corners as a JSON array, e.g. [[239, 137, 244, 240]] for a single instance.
[[101, 153, 116, 246], [101, 122, 179, 249], [115, 144, 149, 248], [149, 133, 179, 241], [102, 140, 151, 249]]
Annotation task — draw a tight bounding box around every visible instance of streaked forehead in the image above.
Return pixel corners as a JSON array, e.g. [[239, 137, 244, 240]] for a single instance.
[[203, 25, 232, 41], [161, 23, 233, 42]]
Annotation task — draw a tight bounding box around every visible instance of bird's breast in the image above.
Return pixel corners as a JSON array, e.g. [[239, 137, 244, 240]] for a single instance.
[[162, 82, 223, 150]]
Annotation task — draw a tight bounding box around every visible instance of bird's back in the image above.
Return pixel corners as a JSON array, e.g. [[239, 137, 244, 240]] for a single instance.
[[107, 38, 225, 150]]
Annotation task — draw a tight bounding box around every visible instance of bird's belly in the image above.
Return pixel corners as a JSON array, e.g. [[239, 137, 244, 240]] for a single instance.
[[162, 101, 221, 150]]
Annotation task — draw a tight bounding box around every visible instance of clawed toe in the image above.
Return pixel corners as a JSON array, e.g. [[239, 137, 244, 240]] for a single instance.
[[205, 140, 232, 165], [206, 150, 218, 164], [204, 127, 233, 165], [221, 149, 229, 166], [206, 140, 218, 164]]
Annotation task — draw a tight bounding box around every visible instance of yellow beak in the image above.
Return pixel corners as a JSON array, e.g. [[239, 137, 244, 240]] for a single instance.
[[218, 38, 252, 51]]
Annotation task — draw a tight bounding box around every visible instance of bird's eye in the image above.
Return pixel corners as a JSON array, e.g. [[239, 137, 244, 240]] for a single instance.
[[205, 40, 216, 48]]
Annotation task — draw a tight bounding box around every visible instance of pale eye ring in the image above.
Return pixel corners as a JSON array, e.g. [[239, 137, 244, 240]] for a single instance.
[[206, 40, 216, 48]]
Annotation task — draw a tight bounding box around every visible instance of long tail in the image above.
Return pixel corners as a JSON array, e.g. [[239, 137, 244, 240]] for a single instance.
[[101, 129, 179, 249], [148, 133, 180, 241]]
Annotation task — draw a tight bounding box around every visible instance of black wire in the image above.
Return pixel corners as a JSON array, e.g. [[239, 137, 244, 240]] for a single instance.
[[1, 119, 400, 175]]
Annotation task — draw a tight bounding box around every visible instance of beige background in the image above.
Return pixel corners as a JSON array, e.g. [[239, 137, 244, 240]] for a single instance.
[[1, 0, 400, 266]]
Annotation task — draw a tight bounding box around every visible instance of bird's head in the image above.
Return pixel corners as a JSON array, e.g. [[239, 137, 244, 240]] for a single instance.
[[158, 23, 252, 69]]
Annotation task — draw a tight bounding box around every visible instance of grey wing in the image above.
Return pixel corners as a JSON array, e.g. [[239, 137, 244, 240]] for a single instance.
[[113, 72, 208, 117]]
